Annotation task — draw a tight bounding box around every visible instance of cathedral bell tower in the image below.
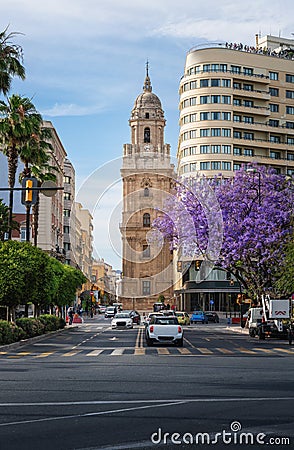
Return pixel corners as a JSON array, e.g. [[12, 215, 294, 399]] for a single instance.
[[120, 64, 175, 310]]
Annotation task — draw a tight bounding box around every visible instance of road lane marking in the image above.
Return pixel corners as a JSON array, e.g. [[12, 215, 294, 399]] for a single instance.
[[215, 348, 233, 354], [157, 348, 170, 355], [63, 350, 82, 357], [177, 347, 192, 355], [86, 350, 104, 357], [252, 348, 276, 354], [134, 348, 145, 355], [183, 337, 195, 348], [0, 352, 7, 355], [135, 328, 141, 348], [272, 348, 294, 354], [236, 347, 257, 354], [196, 347, 213, 354], [111, 348, 124, 355], [34, 352, 54, 358]]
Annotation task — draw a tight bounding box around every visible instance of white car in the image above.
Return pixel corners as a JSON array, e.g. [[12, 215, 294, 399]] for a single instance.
[[145, 315, 183, 346], [111, 312, 133, 329]]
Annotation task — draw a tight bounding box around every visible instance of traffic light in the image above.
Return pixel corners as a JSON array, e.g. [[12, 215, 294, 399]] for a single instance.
[[195, 260, 201, 270], [21, 177, 38, 205]]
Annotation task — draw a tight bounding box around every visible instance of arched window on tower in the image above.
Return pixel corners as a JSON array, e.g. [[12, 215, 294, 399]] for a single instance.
[[143, 213, 151, 227], [144, 127, 150, 143], [145, 113, 149, 119], [144, 187, 149, 197]]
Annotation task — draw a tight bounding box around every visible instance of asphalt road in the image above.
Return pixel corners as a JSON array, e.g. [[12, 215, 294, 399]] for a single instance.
[[0, 315, 293, 450]]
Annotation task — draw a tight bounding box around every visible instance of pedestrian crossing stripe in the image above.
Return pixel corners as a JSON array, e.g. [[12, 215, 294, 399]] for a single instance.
[[0, 347, 293, 358]]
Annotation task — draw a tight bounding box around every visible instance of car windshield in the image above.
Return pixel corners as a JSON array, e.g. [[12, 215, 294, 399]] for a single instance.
[[193, 311, 203, 315], [176, 313, 184, 317], [154, 318, 178, 325], [107, 307, 115, 311], [115, 313, 129, 318]]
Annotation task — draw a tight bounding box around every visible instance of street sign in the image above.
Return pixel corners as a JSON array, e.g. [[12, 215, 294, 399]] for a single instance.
[[41, 180, 57, 197]]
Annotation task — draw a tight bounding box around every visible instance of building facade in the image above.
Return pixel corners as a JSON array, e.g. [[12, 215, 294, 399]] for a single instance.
[[176, 34, 294, 312], [120, 67, 175, 310]]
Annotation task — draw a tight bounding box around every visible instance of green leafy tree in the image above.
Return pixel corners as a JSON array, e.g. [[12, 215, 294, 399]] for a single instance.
[[0, 95, 49, 238], [0, 26, 25, 97], [0, 198, 19, 240], [55, 265, 87, 308], [275, 239, 294, 296]]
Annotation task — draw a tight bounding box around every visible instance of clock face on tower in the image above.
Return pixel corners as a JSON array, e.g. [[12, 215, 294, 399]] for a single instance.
[[144, 145, 150, 151]]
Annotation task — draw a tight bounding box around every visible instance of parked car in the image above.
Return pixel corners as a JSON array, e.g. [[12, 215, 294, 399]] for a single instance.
[[111, 312, 133, 329], [105, 306, 116, 318], [175, 311, 190, 325], [97, 305, 106, 314], [204, 311, 219, 323], [190, 310, 208, 324], [145, 315, 183, 346]]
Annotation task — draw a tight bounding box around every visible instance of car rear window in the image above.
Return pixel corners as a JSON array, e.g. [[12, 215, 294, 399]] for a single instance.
[[154, 318, 178, 325]]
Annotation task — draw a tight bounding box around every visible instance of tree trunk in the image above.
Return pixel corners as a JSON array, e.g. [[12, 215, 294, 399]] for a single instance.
[[7, 146, 18, 240], [32, 190, 40, 246]]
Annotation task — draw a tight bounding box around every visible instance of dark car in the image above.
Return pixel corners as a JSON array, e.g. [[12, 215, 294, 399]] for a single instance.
[[204, 312, 220, 323], [128, 310, 141, 325]]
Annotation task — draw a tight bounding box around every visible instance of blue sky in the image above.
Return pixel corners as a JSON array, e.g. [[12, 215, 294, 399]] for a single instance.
[[1, 0, 293, 269]]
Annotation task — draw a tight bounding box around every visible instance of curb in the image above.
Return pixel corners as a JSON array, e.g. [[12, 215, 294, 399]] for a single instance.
[[226, 326, 249, 334], [0, 324, 79, 352]]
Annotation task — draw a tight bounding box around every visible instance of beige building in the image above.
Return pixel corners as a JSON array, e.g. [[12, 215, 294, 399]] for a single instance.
[[178, 34, 294, 178], [75, 202, 93, 284], [120, 67, 175, 310]]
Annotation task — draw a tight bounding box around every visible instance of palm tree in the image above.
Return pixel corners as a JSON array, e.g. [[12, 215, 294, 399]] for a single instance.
[[0, 26, 25, 96], [0, 94, 46, 238]]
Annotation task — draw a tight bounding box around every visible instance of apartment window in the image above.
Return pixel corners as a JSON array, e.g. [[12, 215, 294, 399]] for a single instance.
[[142, 245, 150, 258], [234, 131, 242, 139], [190, 81, 197, 90], [190, 113, 197, 122], [190, 163, 197, 171], [231, 65, 241, 74], [64, 243, 71, 251], [270, 135, 281, 143], [20, 228, 26, 242], [243, 67, 253, 76], [222, 145, 231, 154], [64, 209, 71, 217], [211, 128, 221, 136], [243, 148, 254, 156], [244, 132, 254, 140], [200, 112, 210, 120], [200, 79, 209, 87], [183, 148, 189, 157], [200, 162, 210, 170], [222, 95, 231, 104], [211, 112, 221, 120], [287, 153, 294, 160], [220, 64, 227, 72], [233, 98, 241, 106], [234, 147, 241, 155], [286, 106, 294, 115], [64, 176, 71, 184], [190, 146, 197, 155], [222, 79, 231, 87], [183, 99, 189, 108], [287, 169, 294, 175], [286, 74, 294, 83], [181, 164, 189, 174], [222, 162, 231, 171], [269, 71, 278, 80], [190, 130, 197, 138], [233, 163, 241, 171], [268, 119, 279, 127], [286, 121, 294, 129], [233, 82, 241, 90], [64, 192, 71, 200], [203, 64, 210, 72], [183, 132, 189, 141], [183, 83, 190, 92], [244, 100, 253, 107], [200, 96, 209, 104], [211, 79, 221, 87], [200, 129, 210, 137], [211, 145, 221, 153], [269, 87, 279, 96], [270, 151, 281, 159], [222, 128, 231, 137], [190, 97, 197, 105], [287, 138, 294, 145], [211, 64, 219, 72], [222, 112, 231, 120], [211, 95, 221, 103], [270, 104, 279, 113], [143, 213, 150, 227], [243, 83, 253, 91], [244, 116, 254, 124], [63, 226, 70, 234], [200, 145, 210, 154], [183, 115, 189, 124], [211, 161, 221, 170], [142, 280, 151, 296]]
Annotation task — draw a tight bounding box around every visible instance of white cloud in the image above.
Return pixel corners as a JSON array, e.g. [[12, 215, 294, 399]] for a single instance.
[[41, 102, 104, 117]]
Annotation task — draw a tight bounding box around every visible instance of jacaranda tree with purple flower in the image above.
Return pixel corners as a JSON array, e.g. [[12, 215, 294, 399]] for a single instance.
[[153, 165, 294, 300]]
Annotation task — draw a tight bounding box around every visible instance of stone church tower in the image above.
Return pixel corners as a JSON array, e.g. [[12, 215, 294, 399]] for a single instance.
[[120, 65, 175, 310]]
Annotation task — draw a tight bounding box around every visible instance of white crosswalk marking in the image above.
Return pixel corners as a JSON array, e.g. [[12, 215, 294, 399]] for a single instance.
[[111, 348, 124, 355], [86, 349, 104, 356]]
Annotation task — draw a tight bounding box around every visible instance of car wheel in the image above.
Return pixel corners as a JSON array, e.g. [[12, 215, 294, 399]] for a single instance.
[[176, 338, 183, 347]]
